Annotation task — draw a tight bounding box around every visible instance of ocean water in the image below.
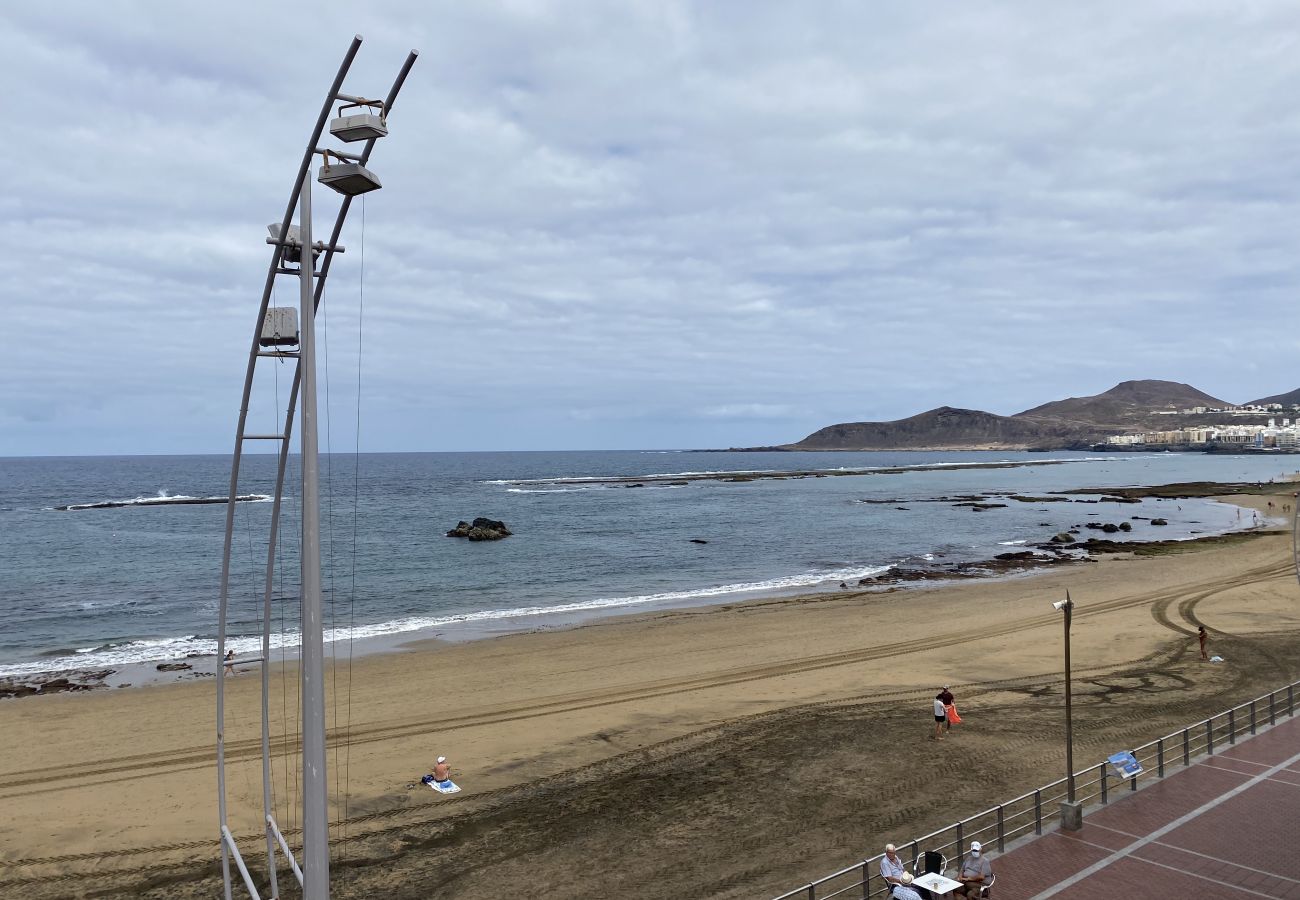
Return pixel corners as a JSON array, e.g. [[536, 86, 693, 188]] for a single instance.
[[1, 450, 1294, 678]]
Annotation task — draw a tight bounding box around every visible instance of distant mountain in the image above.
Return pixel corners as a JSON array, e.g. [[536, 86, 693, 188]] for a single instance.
[[787, 380, 1247, 451], [1015, 380, 1228, 430], [793, 406, 1103, 451], [1246, 387, 1300, 406]]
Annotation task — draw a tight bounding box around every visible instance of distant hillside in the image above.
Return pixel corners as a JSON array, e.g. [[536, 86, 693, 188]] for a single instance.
[[1016, 380, 1227, 430], [1246, 387, 1300, 406], [793, 406, 1107, 451], [787, 380, 1248, 451]]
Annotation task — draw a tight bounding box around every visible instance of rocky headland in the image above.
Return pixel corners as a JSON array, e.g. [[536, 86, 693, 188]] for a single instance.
[[736, 379, 1300, 452]]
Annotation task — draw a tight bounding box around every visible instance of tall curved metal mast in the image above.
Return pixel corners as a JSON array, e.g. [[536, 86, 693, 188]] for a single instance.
[[216, 36, 417, 900]]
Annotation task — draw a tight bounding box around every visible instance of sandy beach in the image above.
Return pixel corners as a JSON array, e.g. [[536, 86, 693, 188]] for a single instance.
[[2, 490, 1299, 899]]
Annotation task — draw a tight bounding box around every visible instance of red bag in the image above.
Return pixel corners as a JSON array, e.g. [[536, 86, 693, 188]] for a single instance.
[[945, 703, 962, 724]]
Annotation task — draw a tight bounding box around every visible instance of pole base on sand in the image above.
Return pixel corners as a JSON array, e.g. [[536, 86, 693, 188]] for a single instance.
[[1060, 800, 1083, 831]]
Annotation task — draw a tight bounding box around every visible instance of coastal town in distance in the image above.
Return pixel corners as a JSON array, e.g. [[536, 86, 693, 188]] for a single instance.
[[1104, 407, 1300, 452]]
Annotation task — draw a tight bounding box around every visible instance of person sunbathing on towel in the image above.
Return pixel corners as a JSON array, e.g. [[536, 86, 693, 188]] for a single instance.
[[432, 756, 451, 783]]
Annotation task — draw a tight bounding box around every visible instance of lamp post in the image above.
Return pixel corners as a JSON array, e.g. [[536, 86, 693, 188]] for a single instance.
[[214, 38, 418, 900], [1054, 591, 1083, 830]]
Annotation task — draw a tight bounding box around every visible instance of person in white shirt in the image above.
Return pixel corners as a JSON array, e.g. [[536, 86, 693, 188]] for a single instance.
[[881, 844, 923, 900], [933, 695, 947, 740]]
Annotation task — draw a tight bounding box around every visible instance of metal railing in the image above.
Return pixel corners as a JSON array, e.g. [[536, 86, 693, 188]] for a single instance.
[[773, 680, 1298, 900]]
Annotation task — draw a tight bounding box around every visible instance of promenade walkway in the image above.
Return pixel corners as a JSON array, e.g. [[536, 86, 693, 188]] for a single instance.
[[992, 711, 1300, 899]]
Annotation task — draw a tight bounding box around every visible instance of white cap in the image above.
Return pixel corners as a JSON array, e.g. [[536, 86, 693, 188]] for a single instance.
[[970, 841, 981, 852], [436, 756, 446, 764]]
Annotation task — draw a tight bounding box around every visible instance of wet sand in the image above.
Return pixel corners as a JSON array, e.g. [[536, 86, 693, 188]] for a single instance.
[[1, 492, 1298, 899]]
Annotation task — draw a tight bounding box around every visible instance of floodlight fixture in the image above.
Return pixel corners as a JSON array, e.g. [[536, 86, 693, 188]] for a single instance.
[[268, 223, 305, 262], [259, 306, 300, 347], [317, 150, 383, 196], [329, 99, 388, 142], [1052, 598, 1070, 611]]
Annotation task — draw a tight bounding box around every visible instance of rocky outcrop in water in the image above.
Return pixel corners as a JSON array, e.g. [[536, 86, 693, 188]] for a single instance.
[[447, 517, 513, 541]]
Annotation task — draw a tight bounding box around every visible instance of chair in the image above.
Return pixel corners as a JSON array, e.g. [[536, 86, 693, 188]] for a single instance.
[[919, 850, 947, 875], [976, 872, 997, 897], [911, 852, 947, 900]]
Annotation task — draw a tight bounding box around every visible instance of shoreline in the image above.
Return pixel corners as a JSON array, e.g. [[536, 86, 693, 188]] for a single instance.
[[0, 526, 1277, 698], [1, 485, 1283, 698]]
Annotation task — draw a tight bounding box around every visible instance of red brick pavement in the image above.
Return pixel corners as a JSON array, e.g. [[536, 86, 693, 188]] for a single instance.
[[966, 711, 1300, 900]]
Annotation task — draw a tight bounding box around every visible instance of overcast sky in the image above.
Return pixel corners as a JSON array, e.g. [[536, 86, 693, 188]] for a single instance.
[[4, 2, 1300, 456]]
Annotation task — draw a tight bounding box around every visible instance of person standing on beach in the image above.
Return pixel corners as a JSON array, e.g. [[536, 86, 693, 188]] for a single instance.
[[933, 694, 947, 740], [1198, 626, 1209, 661], [938, 686, 955, 735]]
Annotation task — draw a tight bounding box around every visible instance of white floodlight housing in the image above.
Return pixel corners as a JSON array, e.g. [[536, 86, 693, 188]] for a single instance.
[[268, 223, 305, 263], [318, 162, 383, 196], [1052, 599, 1070, 611], [330, 112, 388, 143]]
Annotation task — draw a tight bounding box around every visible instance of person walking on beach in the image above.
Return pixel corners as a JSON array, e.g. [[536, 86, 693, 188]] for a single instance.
[[1198, 626, 1209, 661], [933, 694, 947, 740], [223, 650, 236, 676], [939, 685, 955, 730]]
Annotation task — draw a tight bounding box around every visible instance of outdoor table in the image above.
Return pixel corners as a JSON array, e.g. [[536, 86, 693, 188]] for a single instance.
[[911, 871, 965, 896]]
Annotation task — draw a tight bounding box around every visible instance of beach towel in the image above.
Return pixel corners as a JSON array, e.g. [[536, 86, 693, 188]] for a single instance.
[[421, 774, 461, 794], [945, 703, 962, 724]]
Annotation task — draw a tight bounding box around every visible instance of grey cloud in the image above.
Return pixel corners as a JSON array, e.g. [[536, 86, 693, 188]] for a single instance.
[[6, 2, 1300, 454]]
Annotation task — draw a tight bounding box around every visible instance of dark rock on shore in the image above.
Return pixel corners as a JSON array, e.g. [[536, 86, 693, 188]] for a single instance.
[[953, 502, 1008, 511], [1, 672, 111, 699], [856, 550, 1087, 588], [447, 518, 513, 541], [1072, 481, 1278, 500], [690, 539, 709, 544], [157, 662, 191, 671], [1050, 532, 1075, 543], [1151, 518, 1168, 526]]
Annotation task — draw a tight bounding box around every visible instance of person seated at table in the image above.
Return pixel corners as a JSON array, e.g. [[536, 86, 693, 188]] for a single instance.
[[881, 844, 923, 900], [954, 841, 993, 897]]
